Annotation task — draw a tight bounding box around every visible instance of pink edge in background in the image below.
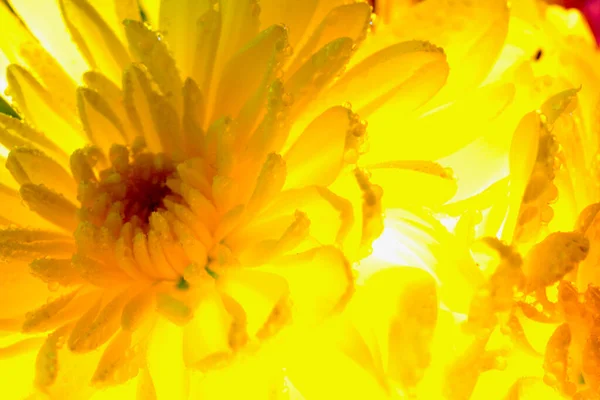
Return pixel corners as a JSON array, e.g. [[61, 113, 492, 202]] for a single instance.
[[581, 0, 600, 44]]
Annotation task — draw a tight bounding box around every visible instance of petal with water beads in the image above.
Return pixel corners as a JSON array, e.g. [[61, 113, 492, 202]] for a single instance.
[[0, 3, 78, 113], [322, 41, 448, 117], [30, 258, 84, 287], [92, 328, 151, 386], [19, 183, 79, 232], [6, 147, 77, 202], [60, 0, 131, 85], [284, 106, 350, 190], [83, 72, 137, 142], [77, 87, 127, 155], [122, 64, 182, 154], [8, 0, 89, 81], [6, 65, 84, 153], [124, 20, 183, 113], [190, 7, 221, 96], [287, 3, 371, 77], [22, 290, 99, 333], [213, 24, 288, 125], [212, 0, 260, 85], [158, 0, 211, 80], [0, 114, 69, 165], [252, 186, 353, 248], [285, 37, 353, 119], [181, 79, 206, 157], [259, 0, 317, 48]]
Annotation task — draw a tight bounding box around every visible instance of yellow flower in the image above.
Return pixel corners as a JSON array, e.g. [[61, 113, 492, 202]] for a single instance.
[[0, 0, 467, 399], [270, 1, 600, 399]]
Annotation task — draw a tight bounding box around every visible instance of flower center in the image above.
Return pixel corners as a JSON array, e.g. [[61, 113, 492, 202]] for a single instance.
[[77, 143, 181, 233]]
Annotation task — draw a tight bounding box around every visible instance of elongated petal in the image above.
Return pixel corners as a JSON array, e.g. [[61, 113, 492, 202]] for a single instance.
[[147, 317, 187, 400], [363, 82, 516, 164], [368, 161, 457, 208], [7, 147, 77, 202], [260, 246, 353, 323], [287, 3, 371, 76], [284, 106, 352, 189], [20, 183, 79, 232], [77, 87, 127, 155], [285, 38, 354, 119], [191, 8, 221, 96], [0, 114, 69, 166], [0, 2, 77, 113], [212, 0, 260, 86], [6, 65, 85, 153], [321, 41, 448, 117], [124, 20, 183, 113], [213, 25, 288, 127], [158, 0, 210, 80], [218, 269, 289, 338], [8, 0, 89, 81], [60, 0, 131, 84], [123, 64, 182, 154], [259, 0, 317, 47]]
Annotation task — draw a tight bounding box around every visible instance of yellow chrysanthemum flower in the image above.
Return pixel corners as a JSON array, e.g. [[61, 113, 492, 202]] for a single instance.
[[267, 1, 600, 399], [0, 0, 469, 399]]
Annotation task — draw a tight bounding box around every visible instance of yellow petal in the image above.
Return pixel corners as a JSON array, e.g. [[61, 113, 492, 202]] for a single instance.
[[68, 290, 130, 352], [6, 65, 85, 153], [284, 106, 350, 190], [181, 78, 206, 157], [0, 113, 69, 165], [190, 7, 221, 96], [6, 147, 77, 202], [146, 317, 187, 400], [322, 41, 448, 118], [501, 112, 541, 243], [89, 0, 139, 43], [259, 0, 317, 48], [287, 3, 371, 77], [122, 64, 182, 154], [124, 20, 183, 113], [22, 290, 91, 333], [363, 82, 516, 164], [0, 2, 78, 112], [365, 267, 438, 389], [182, 284, 235, 368], [246, 153, 286, 216], [212, 0, 260, 87], [92, 328, 150, 386], [218, 269, 289, 338], [30, 258, 84, 287], [0, 184, 61, 231], [158, 0, 211, 80], [367, 161, 457, 208], [77, 87, 127, 155], [20, 183, 79, 232], [35, 324, 103, 398], [285, 37, 353, 119], [84, 71, 136, 142], [213, 24, 288, 130], [60, 0, 131, 85], [255, 186, 353, 247], [390, 0, 509, 105], [260, 246, 352, 324], [8, 0, 89, 81]]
